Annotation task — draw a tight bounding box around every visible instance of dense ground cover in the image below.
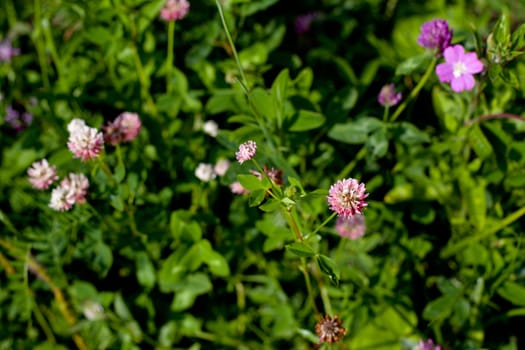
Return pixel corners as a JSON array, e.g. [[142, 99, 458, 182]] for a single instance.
[[1, 0, 525, 349]]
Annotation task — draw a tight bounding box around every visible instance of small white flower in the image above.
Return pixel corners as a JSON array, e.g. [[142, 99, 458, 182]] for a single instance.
[[49, 186, 74, 211], [202, 120, 219, 137], [67, 118, 86, 134], [83, 300, 104, 320], [195, 163, 216, 182]]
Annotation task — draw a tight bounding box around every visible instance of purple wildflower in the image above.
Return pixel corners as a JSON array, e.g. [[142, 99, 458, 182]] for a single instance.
[[417, 19, 453, 56], [418, 339, 442, 350], [378, 83, 402, 107], [295, 12, 320, 34], [4, 106, 32, 131], [0, 39, 20, 62]]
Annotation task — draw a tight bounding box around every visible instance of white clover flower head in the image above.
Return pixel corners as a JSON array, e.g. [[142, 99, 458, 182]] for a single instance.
[[195, 163, 216, 182]]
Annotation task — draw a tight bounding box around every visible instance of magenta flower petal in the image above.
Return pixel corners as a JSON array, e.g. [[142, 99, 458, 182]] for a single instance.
[[435, 63, 454, 82], [435, 44, 483, 92]]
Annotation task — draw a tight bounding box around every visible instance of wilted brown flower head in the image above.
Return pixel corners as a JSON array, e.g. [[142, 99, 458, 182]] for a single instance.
[[315, 314, 347, 344], [250, 165, 283, 186]]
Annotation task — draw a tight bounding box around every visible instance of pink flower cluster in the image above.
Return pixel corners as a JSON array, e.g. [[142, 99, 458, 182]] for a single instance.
[[235, 140, 257, 164], [27, 159, 58, 190], [160, 0, 190, 22], [335, 214, 366, 240], [27, 158, 90, 212], [67, 118, 104, 161], [327, 178, 368, 219], [0, 39, 20, 62], [417, 19, 453, 56], [102, 112, 142, 146], [418, 339, 441, 350], [49, 173, 89, 211], [378, 83, 402, 107]]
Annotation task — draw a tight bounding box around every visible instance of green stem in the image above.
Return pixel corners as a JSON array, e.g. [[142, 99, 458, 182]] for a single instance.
[[98, 157, 116, 187], [389, 56, 437, 123], [166, 20, 175, 93], [0, 208, 20, 235], [215, 0, 247, 87], [33, 0, 50, 90], [318, 277, 333, 316], [441, 206, 525, 258], [41, 17, 65, 86], [194, 330, 246, 347], [33, 301, 56, 343], [465, 112, 525, 127], [283, 208, 303, 241], [311, 212, 337, 237], [129, 17, 159, 118], [300, 258, 319, 316], [336, 146, 367, 180], [4, 0, 17, 28], [382, 106, 390, 122]]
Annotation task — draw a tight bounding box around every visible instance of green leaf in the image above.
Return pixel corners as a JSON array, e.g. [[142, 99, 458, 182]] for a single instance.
[[286, 242, 315, 258], [171, 273, 212, 311], [316, 254, 340, 286], [493, 10, 511, 44], [136, 252, 156, 289], [259, 198, 281, 212], [287, 176, 306, 195], [293, 67, 313, 90], [289, 110, 325, 132], [391, 122, 430, 145], [328, 117, 384, 144], [114, 162, 126, 183], [497, 281, 525, 307], [422, 292, 460, 322], [250, 87, 274, 120], [271, 69, 289, 114], [114, 293, 134, 321], [249, 189, 266, 207], [237, 174, 264, 191], [468, 125, 493, 159], [511, 23, 525, 50], [366, 126, 389, 159], [204, 251, 230, 277], [466, 180, 487, 230], [239, 0, 278, 16], [92, 241, 113, 277], [395, 54, 432, 75]]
